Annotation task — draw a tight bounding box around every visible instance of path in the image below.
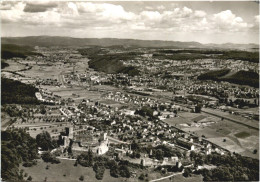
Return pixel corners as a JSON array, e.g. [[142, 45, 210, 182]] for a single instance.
[[107, 136, 130, 145], [150, 172, 183, 182]]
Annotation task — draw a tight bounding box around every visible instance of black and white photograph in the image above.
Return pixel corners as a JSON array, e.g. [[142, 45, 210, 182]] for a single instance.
[[1, 1, 259, 181]]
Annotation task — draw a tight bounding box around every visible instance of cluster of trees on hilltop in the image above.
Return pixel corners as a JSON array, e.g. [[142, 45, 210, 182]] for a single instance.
[[1, 77, 40, 104], [1, 128, 39, 181], [78, 47, 140, 76], [1, 44, 43, 59]]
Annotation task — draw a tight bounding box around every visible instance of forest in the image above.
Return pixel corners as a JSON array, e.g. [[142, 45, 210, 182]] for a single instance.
[[190, 151, 259, 181]]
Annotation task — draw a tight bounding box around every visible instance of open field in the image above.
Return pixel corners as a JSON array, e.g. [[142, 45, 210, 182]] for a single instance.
[[2, 60, 26, 72], [21, 63, 63, 80], [159, 174, 203, 182], [188, 119, 258, 159], [20, 159, 126, 182], [163, 108, 259, 159], [202, 108, 259, 129], [44, 86, 103, 102], [163, 112, 219, 127], [99, 100, 126, 108], [13, 122, 71, 138]]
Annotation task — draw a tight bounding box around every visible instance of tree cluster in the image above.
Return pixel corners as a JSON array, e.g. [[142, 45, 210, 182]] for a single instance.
[[1, 128, 38, 181], [36, 131, 58, 151], [77, 152, 131, 179], [41, 152, 61, 164], [135, 106, 155, 118], [191, 152, 259, 181]]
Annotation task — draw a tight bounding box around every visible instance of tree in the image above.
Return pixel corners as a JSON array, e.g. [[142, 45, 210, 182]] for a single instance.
[[119, 165, 131, 178], [79, 175, 84, 181], [110, 164, 119, 178], [36, 131, 53, 151], [27, 176, 32, 181], [155, 149, 164, 160], [131, 140, 140, 151], [77, 150, 94, 167], [42, 152, 60, 164], [183, 168, 192, 177], [40, 104, 46, 115], [195, 105, 202, 113], [94, 162, 105, 180], [139, 173, 145, 180]]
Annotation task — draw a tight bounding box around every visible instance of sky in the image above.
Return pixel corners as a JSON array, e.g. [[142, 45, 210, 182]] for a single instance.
[[1, 1, 259, 44]]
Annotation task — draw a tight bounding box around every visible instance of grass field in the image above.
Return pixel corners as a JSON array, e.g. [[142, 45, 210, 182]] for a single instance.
[[190, 120, 259, 159], [163, 112, 203, 126], [2, 60, 26, 72], [159, 174, 203, 182], [20, 159, 128, 182], [13, 122, 72, 138]]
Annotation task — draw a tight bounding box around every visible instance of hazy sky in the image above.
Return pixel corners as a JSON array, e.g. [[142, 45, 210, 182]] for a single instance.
[[1, 1, 259, 44]]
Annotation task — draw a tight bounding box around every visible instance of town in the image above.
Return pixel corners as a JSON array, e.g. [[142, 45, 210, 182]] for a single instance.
[[2, 41, 259, 182]]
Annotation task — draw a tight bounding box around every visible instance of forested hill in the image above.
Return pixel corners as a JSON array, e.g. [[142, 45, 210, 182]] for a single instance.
[[78, 48, 140, 76], [198, 69, 259, 88], [1, 78, 39, 104], [1, 44, 43, 59]]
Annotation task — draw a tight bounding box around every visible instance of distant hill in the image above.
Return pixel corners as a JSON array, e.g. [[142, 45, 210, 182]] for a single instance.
[[1, 44, 43, 59], [2, 36, 259, 50], [198, 69, 259, 88]]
